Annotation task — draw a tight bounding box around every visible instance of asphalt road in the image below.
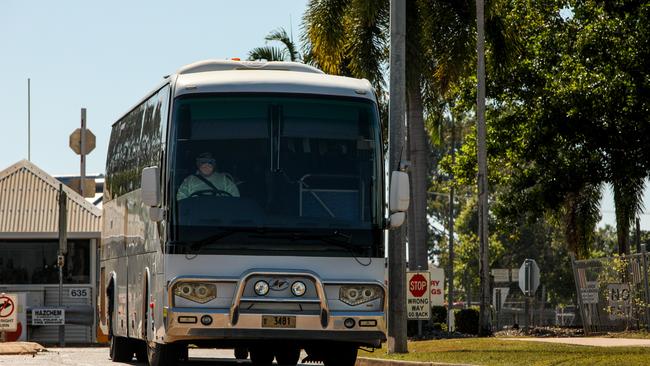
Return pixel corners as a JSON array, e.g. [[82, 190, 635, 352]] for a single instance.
[[0, 347, 320, 366]]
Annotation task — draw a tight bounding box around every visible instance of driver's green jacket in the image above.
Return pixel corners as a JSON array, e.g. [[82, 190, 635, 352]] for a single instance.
[[176, 172, 240, 200]]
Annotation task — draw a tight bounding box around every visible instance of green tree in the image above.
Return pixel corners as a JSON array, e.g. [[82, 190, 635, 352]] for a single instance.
[[303, 0, 517, 270], [249, 28, 300, 62], [448, 0, 650, 259]]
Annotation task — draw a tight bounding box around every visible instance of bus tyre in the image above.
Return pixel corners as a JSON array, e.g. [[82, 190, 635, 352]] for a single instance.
[[176, 345, 189, 362], [135, 342, 147, 363], [249, 347, 274, 366], [234, 347, 248, 360], [110, 336, 133, 362], [274, 347, 300, 365], [147, 342, 177, 366], [323, 345, 357, 366]]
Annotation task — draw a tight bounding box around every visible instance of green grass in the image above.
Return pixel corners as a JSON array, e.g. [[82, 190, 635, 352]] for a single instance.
[[359, 338, 650, 365]]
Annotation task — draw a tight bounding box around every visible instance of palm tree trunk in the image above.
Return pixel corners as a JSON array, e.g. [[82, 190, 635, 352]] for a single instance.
[[613, 177, 645, 255], [406, 77, 429, 271], [563, 184, 601, 259]]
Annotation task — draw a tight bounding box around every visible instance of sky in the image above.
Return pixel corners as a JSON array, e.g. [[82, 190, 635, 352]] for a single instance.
[[0, 0, 647, 230], [0, 0, 308, 174]]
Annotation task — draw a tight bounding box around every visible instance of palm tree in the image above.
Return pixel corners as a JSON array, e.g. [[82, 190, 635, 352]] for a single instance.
[[303, 0, 515, 270], [249, 28, 300, 62]]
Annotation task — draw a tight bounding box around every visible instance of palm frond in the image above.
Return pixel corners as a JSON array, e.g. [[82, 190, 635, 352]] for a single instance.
[[345, 0, 389, 92], [301, 0, 350, 74], [248, 46, 287, 62], [265, 28, 299, 62]]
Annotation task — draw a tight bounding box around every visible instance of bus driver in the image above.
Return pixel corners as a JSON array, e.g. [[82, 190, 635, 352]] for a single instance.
[[176, 152, 240, 200]]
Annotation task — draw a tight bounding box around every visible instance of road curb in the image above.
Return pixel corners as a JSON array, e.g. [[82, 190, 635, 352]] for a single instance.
[[357, 356, 475, 366]]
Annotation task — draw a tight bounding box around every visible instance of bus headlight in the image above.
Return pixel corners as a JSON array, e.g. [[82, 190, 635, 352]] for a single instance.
[[173, 282, 217, 304], [254, 280, 269, 296], [339, 285, 382, 306], [291, 281, 306, 297]]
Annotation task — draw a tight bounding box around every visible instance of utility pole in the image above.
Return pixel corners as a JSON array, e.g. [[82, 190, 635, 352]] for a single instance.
[[636, 218, 641, 253], [447, 121, 456, 331], [58, 184, 67, 347], [476, 0, 491, 336], [388, 0, 408, 354], [28, 78, 31, 161]]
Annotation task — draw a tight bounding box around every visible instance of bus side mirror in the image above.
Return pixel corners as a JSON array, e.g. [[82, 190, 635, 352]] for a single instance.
[[141, 166, 160, 207], [389, 171, 409, 228]]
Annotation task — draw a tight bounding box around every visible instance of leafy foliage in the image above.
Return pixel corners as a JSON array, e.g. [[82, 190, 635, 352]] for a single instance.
[[248, 28, 300, 62]]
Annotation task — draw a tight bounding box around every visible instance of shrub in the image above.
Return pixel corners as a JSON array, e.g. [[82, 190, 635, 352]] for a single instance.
[[431, 305, 447, 324], [455, 308, 479, 335]]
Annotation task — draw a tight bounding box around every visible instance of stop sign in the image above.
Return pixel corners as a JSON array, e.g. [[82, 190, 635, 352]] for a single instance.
[[409, 274, 428, 297]]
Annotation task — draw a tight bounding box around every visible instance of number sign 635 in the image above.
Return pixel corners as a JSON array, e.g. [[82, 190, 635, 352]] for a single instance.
[[69, 288, 89, 299]]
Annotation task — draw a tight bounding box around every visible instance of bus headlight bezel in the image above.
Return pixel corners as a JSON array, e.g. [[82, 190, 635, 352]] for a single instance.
[[173, 282, 217, 304], [339, 285, 383, 306]]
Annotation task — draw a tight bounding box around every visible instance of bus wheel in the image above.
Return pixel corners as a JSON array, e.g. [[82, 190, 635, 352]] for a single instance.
[[135, 341, 147, 363], [249, 347, 274, 366], [147, 342, 176, 366], [323, 344, 357, 366], [274, 346, 300, 365], [234, 347, 248, 360], [176, 344, 189, 362], [110, 336, 133, 362]]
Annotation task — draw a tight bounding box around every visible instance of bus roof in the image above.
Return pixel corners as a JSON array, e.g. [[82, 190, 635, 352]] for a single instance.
[[172, 60, 377, 102]]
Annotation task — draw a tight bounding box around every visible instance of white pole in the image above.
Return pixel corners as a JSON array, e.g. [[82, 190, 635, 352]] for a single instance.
[[28, 78, 31, 161]]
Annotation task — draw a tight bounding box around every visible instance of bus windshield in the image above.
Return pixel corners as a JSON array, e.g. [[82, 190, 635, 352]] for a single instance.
[[169, 94, 383, 255]]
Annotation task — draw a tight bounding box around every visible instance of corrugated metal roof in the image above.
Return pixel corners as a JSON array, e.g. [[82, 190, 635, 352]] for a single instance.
[[0, 160, 101, 235]]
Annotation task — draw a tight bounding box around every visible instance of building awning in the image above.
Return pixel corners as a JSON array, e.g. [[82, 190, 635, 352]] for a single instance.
[[0, 160, 101, 238]]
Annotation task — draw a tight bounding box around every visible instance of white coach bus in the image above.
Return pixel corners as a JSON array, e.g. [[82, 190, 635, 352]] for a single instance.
[[99, 60, 409, 366]]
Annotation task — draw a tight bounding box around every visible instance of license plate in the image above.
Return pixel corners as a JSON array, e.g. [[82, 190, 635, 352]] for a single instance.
[[262, 315, 296, 328]]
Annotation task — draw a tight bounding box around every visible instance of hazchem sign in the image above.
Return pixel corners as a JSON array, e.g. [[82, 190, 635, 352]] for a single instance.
[[32, 308, 65, 325], [407, 272, 431, 320]]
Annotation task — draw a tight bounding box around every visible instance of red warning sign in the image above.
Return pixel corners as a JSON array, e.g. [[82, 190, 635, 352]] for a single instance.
[[0, 294, 17, 332], [0, 296, 15, 318], [406, 272, 431, 320], [409, 274, 428, 297]]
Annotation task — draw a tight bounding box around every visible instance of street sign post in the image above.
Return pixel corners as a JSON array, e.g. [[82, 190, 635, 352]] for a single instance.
[[607, 283, 631, 321], [518, 259, 540, 330], [32, 308, 65, 326], [69, 108, 95, 198], [406, 272, 431, 320], [68, 128, 96, 155], [0, 294, 17, 333], [407, 271, 430, 338], [518, 259, 540, 296], [428, 265, 445, 306]]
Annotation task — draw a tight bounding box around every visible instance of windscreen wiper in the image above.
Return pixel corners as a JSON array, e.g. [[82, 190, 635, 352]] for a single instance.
[[250, 230, 369, 253], [190, 227, 267, 251]]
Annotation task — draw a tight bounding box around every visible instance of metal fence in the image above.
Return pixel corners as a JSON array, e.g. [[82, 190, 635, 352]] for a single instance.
[[571, 246, 650, 335]]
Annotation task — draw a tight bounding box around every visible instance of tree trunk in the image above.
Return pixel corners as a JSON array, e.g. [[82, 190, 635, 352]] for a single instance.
[[406, 77, 429, 271], [613, 178, 644, 256]]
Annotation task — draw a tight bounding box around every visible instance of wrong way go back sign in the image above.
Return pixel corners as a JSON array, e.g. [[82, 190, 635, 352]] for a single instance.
[[407, 272, 431, 320]]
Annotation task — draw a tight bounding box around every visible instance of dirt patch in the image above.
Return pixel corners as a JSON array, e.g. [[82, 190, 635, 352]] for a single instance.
[[495, 326, 584, 338], [0, 342, 46, 355]]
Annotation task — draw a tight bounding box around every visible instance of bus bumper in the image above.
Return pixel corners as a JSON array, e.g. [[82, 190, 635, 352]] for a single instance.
[[164, 308, 386, 347]]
